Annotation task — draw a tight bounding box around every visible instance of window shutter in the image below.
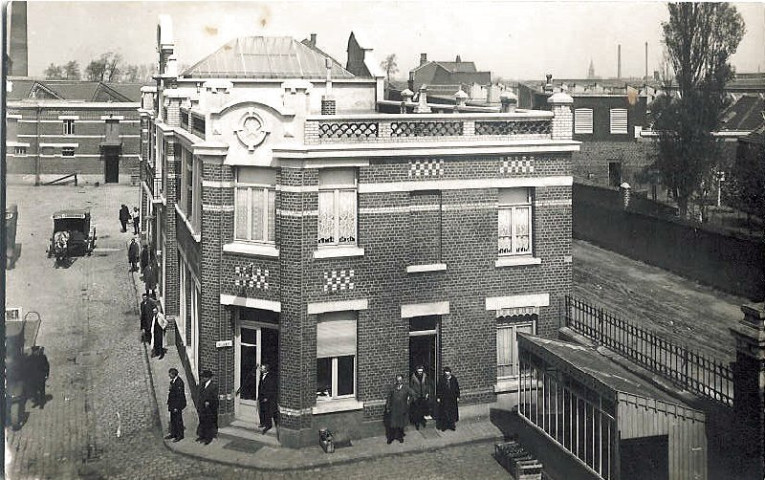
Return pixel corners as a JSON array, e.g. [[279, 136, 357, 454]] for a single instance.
[[317, 319, 357, 358], [574, 109, 593, 134], [610, 108, 628, 134]]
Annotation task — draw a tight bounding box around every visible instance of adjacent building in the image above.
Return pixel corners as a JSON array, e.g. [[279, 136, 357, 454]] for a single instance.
[[6, 79, 143, 184], [140, 16, 578, 448]]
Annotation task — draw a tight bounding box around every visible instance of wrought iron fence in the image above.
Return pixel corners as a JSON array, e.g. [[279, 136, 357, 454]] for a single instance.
[[564, 295, 734, 407]]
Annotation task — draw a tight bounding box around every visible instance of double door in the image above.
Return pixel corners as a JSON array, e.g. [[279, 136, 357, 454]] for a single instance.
[[235, 321, 279, 422]]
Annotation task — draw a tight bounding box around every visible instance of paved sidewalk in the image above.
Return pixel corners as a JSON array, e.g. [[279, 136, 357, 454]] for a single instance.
[[139, 301, 505, 470]]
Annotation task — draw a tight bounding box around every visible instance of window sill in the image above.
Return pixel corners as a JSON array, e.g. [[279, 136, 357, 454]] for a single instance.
[[495, 256, 542, 268], [406, 263, 447, 273], [312, 398, 364, 415], [223, 242, 279, 258], [314, 246, 364, 259]]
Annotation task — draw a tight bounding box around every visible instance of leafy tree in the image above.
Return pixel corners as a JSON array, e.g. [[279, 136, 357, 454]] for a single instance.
[[85, 52, 123, 82], [64, 61, 81, 80], [380, 53, 398, 82], [653, 3, 745, 220], [44, 63, 63, 79]]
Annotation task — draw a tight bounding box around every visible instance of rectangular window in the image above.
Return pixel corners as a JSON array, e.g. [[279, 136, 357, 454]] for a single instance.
[[574, 108, 593, 134], [61, 147, 75, 157], [189, 154, 201, 232], [498, 188, 532, 256], [316, 312, 357, 400], [62, 119, 75, 135], [14, 146, 27, 156], [497, 316, 536, 379], [317, 169, 357, 246], [610, 108, 628, 134], [235, 168, 276, 243]]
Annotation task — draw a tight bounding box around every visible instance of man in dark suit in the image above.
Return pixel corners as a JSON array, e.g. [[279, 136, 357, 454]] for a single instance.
[[258, 363, 278, 434], [27, 346, 50, 409], [165, 368, 186, 442], [196, 370, 218, 445], [436, 366, 460, 431], [139, 294, 155, 343]]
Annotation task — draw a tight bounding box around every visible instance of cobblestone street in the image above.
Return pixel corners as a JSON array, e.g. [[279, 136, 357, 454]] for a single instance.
[[5, 184, 509, 480]]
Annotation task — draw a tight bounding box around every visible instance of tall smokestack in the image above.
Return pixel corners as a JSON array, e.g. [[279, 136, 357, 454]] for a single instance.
[[9, 1, 28, 76], [617, 44, 621, 79], [645, 42, 649, 81]]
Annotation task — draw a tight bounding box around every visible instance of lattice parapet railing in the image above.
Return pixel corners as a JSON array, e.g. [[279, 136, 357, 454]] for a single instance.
[[318, 122, 379, 139], [475, 120, 551, 136], [390, 121, 464, 137]]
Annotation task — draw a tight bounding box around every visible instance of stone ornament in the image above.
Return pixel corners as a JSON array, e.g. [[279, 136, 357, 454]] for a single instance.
[[235, 110, 270, 152]]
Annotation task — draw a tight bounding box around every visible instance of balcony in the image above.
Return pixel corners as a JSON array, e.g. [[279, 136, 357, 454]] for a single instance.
[[304, 111, 554, 146]]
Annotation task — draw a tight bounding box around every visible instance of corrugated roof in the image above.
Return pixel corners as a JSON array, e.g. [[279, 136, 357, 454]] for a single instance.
[[182, 36, 355, 79], [720, 94, 765, 131]]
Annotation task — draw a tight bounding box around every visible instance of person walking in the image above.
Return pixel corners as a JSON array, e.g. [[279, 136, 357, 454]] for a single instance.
[[131, 207, 140, 235], [127, 238, 140, 272], [258, 363, 278, 434], [150, 306, 168, 359], [139, 293, 155, 343], [409, 364, 432, 430], [436, 366, 460, 431], [27, 346, 50, 409], [165, 368, 186, 442], [196, 370, 218, 445], [385, 374, 411, 444], [119, 204, 130, 232]]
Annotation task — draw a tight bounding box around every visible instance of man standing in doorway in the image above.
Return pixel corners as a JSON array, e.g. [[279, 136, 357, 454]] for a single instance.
[[165, 368, 186, 442], [196, 370, 218, 445], [258, 363, 278, 434], [139, 293, 155, 343], [409, 365, 432, 430]]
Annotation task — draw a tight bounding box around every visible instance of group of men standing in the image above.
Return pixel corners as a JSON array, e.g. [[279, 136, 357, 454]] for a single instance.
[[118, 204, 140, 235], [162, 367, 219, 445], [385, 366, 461, 444]]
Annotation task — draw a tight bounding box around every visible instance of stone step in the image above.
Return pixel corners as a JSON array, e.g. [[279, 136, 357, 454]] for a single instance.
[[218, 421, 280, 447]]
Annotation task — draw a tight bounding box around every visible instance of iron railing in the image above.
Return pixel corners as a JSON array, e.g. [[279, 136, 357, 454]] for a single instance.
[[564, 295, 734, 407]]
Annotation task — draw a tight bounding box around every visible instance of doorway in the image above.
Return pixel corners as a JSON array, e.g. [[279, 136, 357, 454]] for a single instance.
[[103, 148, 120, 183], [235, 308, 279, 423], [409, 315, 439, 390], [608, 161, 622, 188]]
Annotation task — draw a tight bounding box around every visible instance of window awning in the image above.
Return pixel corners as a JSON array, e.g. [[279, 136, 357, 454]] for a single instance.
[[317, 319, 356, 358]]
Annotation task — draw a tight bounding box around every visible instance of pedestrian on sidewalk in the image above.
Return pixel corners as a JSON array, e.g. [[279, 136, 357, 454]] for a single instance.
[[385, 374, 411, 444], [409, 364, 432, 430], [436, 366, 460, 431], [143, 261, 157, 299], [139, 293, 155, 343], [26, 346, 50, 409], [150, 306, 168, 359], [258, 363, 278, 434], [128, 238, 140, 272], [196, 370, 218, 445], [131, 207, 140, 235], [165, 368, 186, 442], [139, 243, 150, 275], [119, 204, 130, 232]]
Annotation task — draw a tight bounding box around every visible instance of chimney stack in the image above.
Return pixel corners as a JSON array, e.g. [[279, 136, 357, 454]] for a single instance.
[[420, 53, 428, 66], [544, 74, 554, 93], [321, 57, 336, 115], [408, 71, 415, 92], [310, 33, 317, 47], [617, 44, 622, 79], [645, 42, 649, 81], [455, 55, 461, 63]]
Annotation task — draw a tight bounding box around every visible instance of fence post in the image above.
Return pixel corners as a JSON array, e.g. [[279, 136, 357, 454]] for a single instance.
[[596, 308, 604, 346], [729, 303, 765, 480]]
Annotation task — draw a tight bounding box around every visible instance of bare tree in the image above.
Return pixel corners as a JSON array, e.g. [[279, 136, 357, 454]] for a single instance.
[[652, 3, 745, 220], [380, 53, 399, 82], [64, 61, 81, 80]]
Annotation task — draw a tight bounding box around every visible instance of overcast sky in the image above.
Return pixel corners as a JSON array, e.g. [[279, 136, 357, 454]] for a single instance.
[[18, 1, 765, 81]]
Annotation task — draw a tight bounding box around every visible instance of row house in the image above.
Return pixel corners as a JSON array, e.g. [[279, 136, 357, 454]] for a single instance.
[[6, 79, 142, 184], [140, 15, 578, 448]]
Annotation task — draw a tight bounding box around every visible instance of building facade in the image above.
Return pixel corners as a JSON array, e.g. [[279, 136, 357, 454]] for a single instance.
[[141, 16, 578, 448], [6, 79, 142, 184]]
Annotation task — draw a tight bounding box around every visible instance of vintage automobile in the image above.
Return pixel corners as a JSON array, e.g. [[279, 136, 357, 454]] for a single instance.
[[47, 209, 97, 262]]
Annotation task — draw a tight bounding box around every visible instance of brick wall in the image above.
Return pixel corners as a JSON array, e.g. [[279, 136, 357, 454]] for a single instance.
[[573, 140, 656, 188]]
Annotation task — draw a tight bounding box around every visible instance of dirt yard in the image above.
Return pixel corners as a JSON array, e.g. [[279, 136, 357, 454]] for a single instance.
[[572, 239, 748, 363]]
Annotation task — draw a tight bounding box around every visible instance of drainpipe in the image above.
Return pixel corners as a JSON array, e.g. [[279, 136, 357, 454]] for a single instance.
[[35, 105, 41, 186]]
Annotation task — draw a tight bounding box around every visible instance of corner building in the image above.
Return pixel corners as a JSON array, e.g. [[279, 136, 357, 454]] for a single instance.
[[140, 16, 578, 448]]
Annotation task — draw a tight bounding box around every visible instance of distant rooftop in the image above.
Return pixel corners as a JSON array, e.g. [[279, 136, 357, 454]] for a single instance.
[[182, 36, 355, 80], [6, 78, 143, 102]]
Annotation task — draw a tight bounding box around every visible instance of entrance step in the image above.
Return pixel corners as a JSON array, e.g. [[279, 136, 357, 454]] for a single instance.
[[218, 420, 280, 447]]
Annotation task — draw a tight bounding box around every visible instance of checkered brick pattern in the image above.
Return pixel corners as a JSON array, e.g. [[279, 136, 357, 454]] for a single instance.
[[234, 265, 269, 290], [500, 156, 535, 174], [409, 159, 444, 177], [324, 269, 355, 293]]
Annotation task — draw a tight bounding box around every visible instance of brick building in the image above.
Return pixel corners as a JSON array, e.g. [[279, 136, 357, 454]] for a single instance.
[[6, 79, 143, 184], [140, 16, 578, 448]]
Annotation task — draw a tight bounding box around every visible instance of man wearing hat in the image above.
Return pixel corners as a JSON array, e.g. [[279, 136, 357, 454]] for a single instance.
[[436, 366, 460, 431], [409, 365, 432, 430], [196, 370, 218, 444], [27, 346, 50, 409]]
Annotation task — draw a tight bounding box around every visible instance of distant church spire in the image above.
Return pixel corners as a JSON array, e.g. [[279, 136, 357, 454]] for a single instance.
[[587, 59, 595, 80]]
